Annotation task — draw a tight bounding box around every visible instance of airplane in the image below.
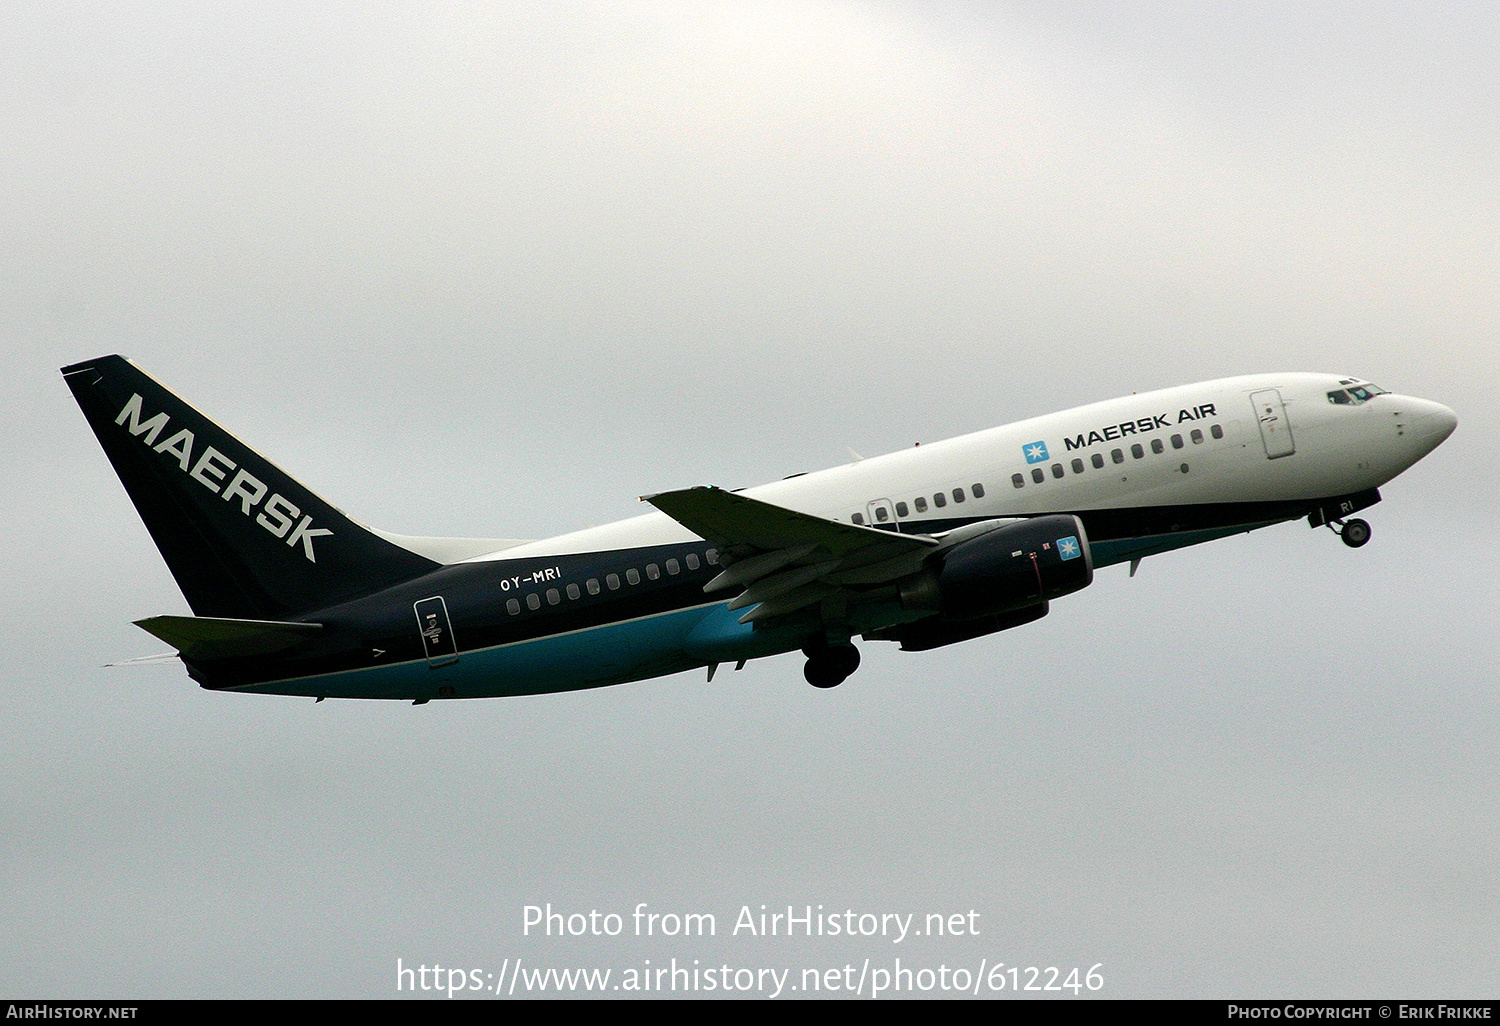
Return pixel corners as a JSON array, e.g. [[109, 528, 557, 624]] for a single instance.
[[63, 355, 1456, 701]]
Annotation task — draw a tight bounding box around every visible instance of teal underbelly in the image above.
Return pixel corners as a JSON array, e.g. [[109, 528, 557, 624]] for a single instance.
[[1088, 520, 1282, 568], [231, 604, 727, 701]]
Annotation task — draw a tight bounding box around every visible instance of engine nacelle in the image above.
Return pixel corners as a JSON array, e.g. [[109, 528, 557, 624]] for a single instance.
[[869, 601, 1049, 652], [898, 514, 1093, 620]]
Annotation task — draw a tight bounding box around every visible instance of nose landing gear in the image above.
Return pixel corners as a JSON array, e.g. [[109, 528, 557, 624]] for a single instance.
[[803, 641, 860, 688], [1330, 517, 1371, 548]]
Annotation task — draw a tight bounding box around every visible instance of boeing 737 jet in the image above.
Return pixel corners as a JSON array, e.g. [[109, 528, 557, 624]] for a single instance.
[[63, 356, 1455, 699]]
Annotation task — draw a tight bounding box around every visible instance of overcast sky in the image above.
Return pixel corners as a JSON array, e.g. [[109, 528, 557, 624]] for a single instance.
[[3, 1, 1496, 999]]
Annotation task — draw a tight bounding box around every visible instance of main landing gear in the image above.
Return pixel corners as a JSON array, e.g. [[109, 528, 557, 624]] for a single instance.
[[803, 641, 860, 688], [1330, 517, 1372, 548]]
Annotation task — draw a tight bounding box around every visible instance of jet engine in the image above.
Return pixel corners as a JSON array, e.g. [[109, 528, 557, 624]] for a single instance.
[[873, 515, 1093, 651]]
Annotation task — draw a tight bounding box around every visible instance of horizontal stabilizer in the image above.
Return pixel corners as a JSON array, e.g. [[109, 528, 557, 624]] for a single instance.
[[134, 614, 322, 661], [103, 652, 181, 667]]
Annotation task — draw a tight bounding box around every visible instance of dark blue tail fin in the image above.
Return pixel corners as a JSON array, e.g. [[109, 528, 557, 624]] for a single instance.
[[63, 355, 439, 619]]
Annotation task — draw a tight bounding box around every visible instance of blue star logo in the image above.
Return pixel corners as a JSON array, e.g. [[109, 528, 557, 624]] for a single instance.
[[1056, 536, 1081, 560], [1023, 441, 1049, 464]]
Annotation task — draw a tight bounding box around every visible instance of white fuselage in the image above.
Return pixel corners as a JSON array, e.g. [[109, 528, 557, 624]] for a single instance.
[[471, 373, 1456, 568]]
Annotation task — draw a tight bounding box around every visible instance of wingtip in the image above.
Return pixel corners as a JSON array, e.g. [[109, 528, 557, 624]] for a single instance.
[[643, 485, 720, 506]]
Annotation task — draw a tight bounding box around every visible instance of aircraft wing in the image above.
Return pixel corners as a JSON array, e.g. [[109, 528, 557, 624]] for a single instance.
[[643, 486, 937, 624]]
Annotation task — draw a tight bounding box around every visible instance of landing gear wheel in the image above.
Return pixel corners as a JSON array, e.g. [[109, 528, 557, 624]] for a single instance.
[[803, 660, 845, 688], [802, 643, 861, 689], [1340, 518, 1371, 548]]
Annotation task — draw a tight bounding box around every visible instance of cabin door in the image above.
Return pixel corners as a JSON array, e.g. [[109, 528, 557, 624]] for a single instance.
[[1250, 389, 1295, 459], [414, 596, 459, 668]]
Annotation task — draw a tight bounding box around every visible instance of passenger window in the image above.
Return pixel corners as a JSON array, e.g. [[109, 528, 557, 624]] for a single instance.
[[972, 482, 985, 498], [914, 496, 928, 512], [1012, 473, 1025, 489], [1171, 434, 1184, 449], [1191, 429, 1203, 444], [606, 573, 620, 590], [706, 549, 719, 565], [1131, 444, 1144, 459], [1031, 467, 1045, 484], [852, 513, 865, 525], [566, 583, 580, 600], [626, 568, 640, 585], [1051, 463, 1064, 479], [895, 501, 909, 517], [666, 558, 680, 575], [646, 563, 660, 580], [685, 553, 700, 570], [1210, 424, 1224, 440], [933, 492, 947, 508], [526, 593, 541, 611], [875, 506, 889, 522], [506, 598, 520, 615], [1071, 458, 1084, 474], [586, 579, 601, 595], [546, 588, 560, 605], [1112, 448, 1124, 464], [1151, 439, 1164, 454], [952, 488, 965, 503]]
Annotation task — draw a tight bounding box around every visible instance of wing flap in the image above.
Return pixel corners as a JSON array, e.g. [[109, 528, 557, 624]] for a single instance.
[[738, 582, 841, 624], [704, 544, 816, 594], [644, 486, 937, 626], [725, 560, 840, 612]]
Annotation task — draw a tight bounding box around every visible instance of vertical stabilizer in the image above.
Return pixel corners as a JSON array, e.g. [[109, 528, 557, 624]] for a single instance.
[[63, 355, 438, 619]]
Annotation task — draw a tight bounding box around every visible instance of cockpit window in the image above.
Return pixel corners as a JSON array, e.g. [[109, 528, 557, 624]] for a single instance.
[[1328, 383, 1389, 406]]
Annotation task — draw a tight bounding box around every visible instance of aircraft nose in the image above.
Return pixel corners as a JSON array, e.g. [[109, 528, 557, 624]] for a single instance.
[[1401, 397, 1457, 460], [1414, 399, 1458, 445]]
